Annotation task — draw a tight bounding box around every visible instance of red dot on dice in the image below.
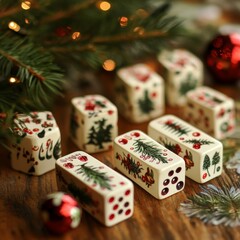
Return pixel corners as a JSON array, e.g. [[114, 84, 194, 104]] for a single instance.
[[125, 209, 131, 216], [202, 173, 207, 179], [108, 196, 115, 203], [109, 214, 115, 220], [125, 189, 131, 196], [40, 192, 81, 235]]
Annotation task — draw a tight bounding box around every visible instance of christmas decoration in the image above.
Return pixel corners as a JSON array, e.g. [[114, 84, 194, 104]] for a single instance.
[[179, 182, 240, 227], [133, 139, 168, 164], [148, 115, 223, 183], [56, 151, 134, 227], [0, 1, 184, 143], [205, 33, 240, 84], [114, 130, 185, 199], [40, 192, 82, 234]]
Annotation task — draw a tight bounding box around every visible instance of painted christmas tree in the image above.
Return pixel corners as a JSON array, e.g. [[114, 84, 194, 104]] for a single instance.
[[183, 139, 214, 149], [203, 154, 211, 177], [87, 118, 113, 149], [76, 163, 112, 190], [138, 90, 154, 114], [179, 72, 197, 96], [212, 152, 221, 174], [133, 139, 168, 163], [163, 119, 190, 136]]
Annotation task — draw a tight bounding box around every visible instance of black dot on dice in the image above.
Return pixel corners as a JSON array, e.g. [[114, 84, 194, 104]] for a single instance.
[[171, 177, 178, 184], [118, 197, 123, 202], [161, 188, 169, 196], [176, 167, 182, 173], [124, 202, 129, 207], [163, 179, 170, 186], [168, 170, 174, 177], [176, 181, 184, 190], [118, 209, 123, 215]]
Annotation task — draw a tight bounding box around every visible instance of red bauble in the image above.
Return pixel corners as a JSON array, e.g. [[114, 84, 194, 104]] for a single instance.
[[205, 33, 240, 84], [40, 192, 81, 234]]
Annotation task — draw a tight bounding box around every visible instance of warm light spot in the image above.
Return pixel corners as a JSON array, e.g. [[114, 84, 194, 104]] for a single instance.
[[133, 26, 145, 35], [9, 77, 20, 84], [119, 16, 128, 27], [21, 1, 31, 10], [72, 32, 81, 40], [8, 21, 20, 32], [25, 18, 30, 24], [98, 1, 111, 11], [103, 59, 116, 71]]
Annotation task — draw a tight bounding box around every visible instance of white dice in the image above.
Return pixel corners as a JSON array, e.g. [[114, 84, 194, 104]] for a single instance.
[[10, 111, 61, 175], [56, 151, 134, 227], [114, 130, 185, 199], [158, 48, 203, 106], [115, 63, 165, 123], [70, 95, 118, 153], [148, 114, 223, 183], [185, 86, 235, 140]]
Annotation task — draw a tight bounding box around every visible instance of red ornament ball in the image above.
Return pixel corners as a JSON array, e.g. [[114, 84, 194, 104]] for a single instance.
[[205, 33, 240, 84], [40, 192, 81, 234]]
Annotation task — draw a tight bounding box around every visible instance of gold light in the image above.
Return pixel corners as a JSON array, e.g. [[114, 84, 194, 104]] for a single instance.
[[21, 1, 31, 10], [103, 59, 116, 71], [72, 32, 81, 40], [98, 1, 111, 11], [9, 77, 20, 84], [133, 26, 145, 35], [25, 18, 30, 24], [8, 21, 21, 32], [119, 16, 128, 27]]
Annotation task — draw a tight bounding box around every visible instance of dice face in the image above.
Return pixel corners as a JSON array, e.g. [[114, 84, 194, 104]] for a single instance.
[[10, 111, 61, 175], [56, 151, 134, 227], [185, 86, 235, 139], [114, 130, 185, 199], [70, 95, 118, 153], [158, 49, 203, 106], [115, 63, 165, 123], [148, 114, 223, 183]]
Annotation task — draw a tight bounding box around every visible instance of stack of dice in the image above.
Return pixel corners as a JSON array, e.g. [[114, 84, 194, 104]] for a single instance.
[[8, 46, 237, 229]]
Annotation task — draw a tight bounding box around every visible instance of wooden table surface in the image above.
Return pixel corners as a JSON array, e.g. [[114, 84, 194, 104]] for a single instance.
[[0, 71, 240, 240]]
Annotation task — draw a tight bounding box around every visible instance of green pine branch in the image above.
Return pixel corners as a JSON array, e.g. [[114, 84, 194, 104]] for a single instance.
[[183, 139, 214, 145], [133, 138, 168, 164], [76, 163, 112, 190], [163, 120, 190, 137], [179, 181, 240, 227], [0, 0, 188, 143]]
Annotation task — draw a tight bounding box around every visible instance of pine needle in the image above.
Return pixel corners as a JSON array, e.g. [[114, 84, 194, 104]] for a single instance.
[[179, 181, 240, 227]]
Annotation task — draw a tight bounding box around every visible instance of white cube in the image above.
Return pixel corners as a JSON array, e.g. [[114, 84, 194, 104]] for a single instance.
[[185, 86, 235, 139], [114, 130, 185, 199], [115, 63, 165, 123], [158, 48, 203, 106], [148, 114, 223, 183], [70, 95, 118, 153], [56, 151, 134, 227], [10, 111, 61, 175]]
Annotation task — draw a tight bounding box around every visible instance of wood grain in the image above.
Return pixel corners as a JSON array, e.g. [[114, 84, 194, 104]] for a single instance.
[[0, 75, 240, 240]]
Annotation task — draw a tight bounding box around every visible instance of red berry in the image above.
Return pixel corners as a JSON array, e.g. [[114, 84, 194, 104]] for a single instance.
[[119, 138, 128, 144], [192, 132, 200, 137], [193, 143, 201, 149], [63, 163, 74, 168], [78, 156, 88, 162], [108, 110, 113, 115], [131, 132, 140, 137]]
